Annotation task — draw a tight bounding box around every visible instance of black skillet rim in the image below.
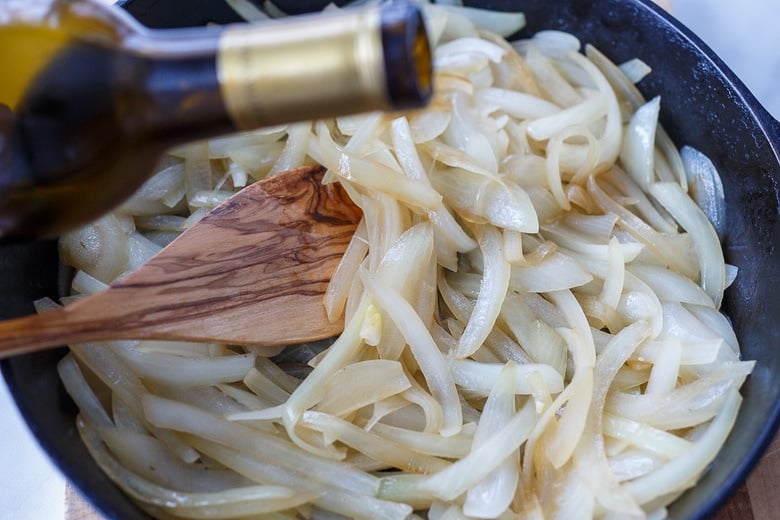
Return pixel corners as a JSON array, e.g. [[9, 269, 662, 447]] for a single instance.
[[3, 1, 780, 519]]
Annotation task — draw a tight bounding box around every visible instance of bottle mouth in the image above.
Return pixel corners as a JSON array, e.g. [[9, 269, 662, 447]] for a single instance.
[[379, 2, 433, 110]]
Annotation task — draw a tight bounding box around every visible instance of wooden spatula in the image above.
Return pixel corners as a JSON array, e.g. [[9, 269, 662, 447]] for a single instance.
[[0, 165, 362, 358]]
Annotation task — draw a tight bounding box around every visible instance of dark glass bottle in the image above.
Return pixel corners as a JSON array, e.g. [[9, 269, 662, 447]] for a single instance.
[[0, 0, 432, 241]]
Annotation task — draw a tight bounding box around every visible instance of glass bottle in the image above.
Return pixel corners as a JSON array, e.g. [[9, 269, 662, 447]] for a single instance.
[[0, 0, 432, 240]]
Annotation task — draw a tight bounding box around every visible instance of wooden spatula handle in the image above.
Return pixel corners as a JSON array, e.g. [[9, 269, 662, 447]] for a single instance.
[[0, 306, 94, 357], [0, 166, 361, 358]]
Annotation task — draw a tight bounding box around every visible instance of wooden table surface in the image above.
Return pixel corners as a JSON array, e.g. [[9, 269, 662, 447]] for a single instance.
[[713, 433, 780, 520]]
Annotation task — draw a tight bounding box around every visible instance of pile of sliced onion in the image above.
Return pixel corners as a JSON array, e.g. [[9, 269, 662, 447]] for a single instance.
[[53, 2, 751, 519]]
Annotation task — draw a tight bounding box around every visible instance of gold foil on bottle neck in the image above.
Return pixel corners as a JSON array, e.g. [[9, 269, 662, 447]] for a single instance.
[[217, 6, 387, 130]]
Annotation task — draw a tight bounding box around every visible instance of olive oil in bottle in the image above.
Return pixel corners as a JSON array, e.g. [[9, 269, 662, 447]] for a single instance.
[[0, 0, 432, 241]]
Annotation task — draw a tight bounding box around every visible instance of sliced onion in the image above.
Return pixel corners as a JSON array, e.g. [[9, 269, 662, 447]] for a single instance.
[[620, 96, 660, 190], [314, 360, 411, 417], [360, 268, 463, 437], [420, 399, 536, 501], [619, 58, 652, 83], [681, 145, 727, 240], [463, 362, 519, 518], [448, 358, 563, 396], [434, 5, 526, 37], [649, 182, 726, 307], [455, 227, 511, 358]]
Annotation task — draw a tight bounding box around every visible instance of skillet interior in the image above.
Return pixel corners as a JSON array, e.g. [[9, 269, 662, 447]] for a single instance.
[[2, 1, 779, 518]]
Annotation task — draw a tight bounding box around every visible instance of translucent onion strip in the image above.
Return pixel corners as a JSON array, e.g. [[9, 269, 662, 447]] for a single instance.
[[188, 436, 412, 520], [448, 358, 563, 396], [78, 419, 318, 519], [603, 414, 692, 459], [463, 362, 520, 518], [624, 390, 742, 505], [143, 395, 379, 494], [649, 182, 726, 307], [360, 269, 462, 437], [301, 411, 451, 474], [620, 97, 661, 190], [571, 321, 650, 517], [313, 359, 411, 417], [682, 146, 727, 239], [419, 398, 536, 501], [112, 344, 255, 386], [455, 226, 511, 358], [361, 421, 473, 459], [543, 327, 595, 468]]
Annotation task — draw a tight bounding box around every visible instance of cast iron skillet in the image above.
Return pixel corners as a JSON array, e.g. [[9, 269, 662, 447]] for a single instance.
[[2, 1, 779, 518]]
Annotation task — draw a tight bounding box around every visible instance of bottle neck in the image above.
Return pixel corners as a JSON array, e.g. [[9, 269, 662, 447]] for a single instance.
[[104, 1, 433, 146], [0, 1, 433, 241], [124, 28, 236, 147]]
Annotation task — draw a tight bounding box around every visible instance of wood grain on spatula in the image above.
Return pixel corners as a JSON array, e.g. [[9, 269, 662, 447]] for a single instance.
[[0, 165, 361, 358]]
